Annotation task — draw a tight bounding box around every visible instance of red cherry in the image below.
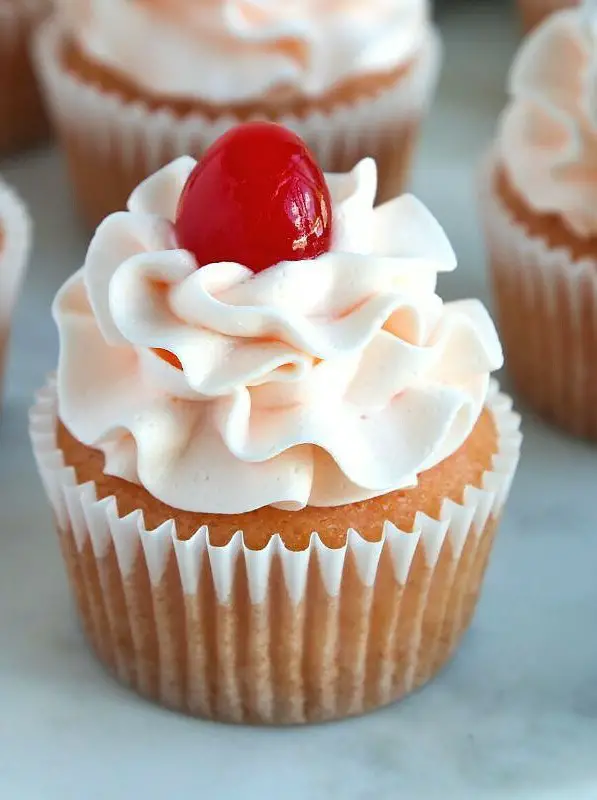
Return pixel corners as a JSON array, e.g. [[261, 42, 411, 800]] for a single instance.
[[175, 122, 333, 273]]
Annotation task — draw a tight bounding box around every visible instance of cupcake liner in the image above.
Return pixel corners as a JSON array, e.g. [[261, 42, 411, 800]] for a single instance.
[[0, 179, 31, 401], [480, 154, 597, 441], [30, 378, 521, 724], [34, 17, 441, 228], [517, 0, 578, 33], [0, 0, 50, 154]]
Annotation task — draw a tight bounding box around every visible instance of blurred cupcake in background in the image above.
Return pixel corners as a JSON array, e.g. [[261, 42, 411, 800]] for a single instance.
[[0, 177, 30, 401], [34, 0, 441, 228], [481, 7, 597, 440], [517, 0, 578, 33], [0, 0, 51, 154]]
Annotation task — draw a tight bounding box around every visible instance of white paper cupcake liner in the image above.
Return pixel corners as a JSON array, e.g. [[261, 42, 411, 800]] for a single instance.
[[33, 16, 441, 225], [30, 379, 521, 724], [0, 178, 31, 399], [480, 153, 597, 440]]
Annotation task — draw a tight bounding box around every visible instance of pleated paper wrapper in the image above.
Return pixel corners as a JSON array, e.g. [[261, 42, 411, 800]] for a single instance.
[[33, 16, 441, 228], [0, 178, 31, 402], [30, 380, 521, 725], [0, 0, 50, 154], [481, 153, 597, 441], [516, 0, 578, 33]]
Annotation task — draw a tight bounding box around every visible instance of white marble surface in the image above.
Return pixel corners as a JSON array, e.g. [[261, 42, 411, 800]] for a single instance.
[[2, 4, 597, 799]]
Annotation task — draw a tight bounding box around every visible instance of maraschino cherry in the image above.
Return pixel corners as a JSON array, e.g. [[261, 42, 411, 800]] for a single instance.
[[175, 122, 333, 273]]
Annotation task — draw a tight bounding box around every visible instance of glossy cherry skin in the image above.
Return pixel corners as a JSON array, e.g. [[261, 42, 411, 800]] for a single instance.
[[174, 122, 333, 273]]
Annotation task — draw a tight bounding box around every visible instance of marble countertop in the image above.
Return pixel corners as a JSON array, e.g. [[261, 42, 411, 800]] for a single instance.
[[2, 4, 597, 799]]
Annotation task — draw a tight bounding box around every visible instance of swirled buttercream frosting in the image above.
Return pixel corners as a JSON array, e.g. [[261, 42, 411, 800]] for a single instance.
[[55, 0, 432, 102], [498, 8, 597, 237], [54, 156, 503, 513]]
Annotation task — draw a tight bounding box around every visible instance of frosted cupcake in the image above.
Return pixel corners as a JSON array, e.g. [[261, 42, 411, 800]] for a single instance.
[[518, 0, 578, 33], [0, 0, 51, 154], [0, 178, 30, 400], [481, 8, 597, 440], [34, 0, 440, 228], [31, 123, 520, 724]]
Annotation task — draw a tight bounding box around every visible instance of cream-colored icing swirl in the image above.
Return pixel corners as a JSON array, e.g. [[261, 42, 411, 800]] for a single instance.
[[498, 8, 597, 237], [54, 156, 503, 514], [55, 0, 431, 102]]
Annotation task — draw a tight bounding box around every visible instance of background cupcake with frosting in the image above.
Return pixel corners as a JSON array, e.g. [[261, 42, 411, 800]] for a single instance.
[[34, 0, 441, 228], [0, 0, 51, 154], [31, 123, 521, 724], [481, 5, 597, 441]]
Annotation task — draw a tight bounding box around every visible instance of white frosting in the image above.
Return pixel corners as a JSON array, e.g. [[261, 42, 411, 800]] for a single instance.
[[55, 0, 431, 102], [498, 8, 597, 237], [54, 156, 503, 514]]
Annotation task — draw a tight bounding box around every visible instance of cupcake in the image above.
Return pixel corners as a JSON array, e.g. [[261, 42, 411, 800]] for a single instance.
[[0, 0, 51, 154], [31, 123, 520, 724], [517, 0, 578, 33], [481, 8, 597, 441], [0, 177, 30, 400], [34, 0, 440, 229]]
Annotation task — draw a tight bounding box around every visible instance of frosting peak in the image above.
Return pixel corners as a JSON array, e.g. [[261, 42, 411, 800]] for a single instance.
[[54, 156, 502, 514], [498, 8, 597, 237], [56, 0, 431, 102]]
